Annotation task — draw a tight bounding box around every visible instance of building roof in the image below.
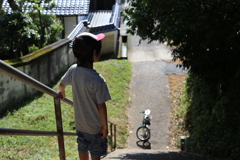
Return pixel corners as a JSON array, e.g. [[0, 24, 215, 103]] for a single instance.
[[88, 11, 112, 27], [89, 2, 121, 34], [2, 0, 90, 15], [68, 2, 121, 44]]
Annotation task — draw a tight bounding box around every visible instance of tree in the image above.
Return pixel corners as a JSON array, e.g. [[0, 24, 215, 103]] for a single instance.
[[124, 0, 240, 79], [0, 12, 40, 59], [7, 0, 21, 12], [124, 0, 240, 158], [26, 0, 59, 48], [0, 0, 3, 9], [0, 0, 63, 59]]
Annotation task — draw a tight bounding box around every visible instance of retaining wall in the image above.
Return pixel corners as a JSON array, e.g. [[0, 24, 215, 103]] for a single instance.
[[0, 38, 75, 112]]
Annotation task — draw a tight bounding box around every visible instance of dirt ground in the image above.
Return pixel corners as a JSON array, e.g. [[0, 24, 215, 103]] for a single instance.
[[168, 74, 188, 149], [168, 75, 187, 95]]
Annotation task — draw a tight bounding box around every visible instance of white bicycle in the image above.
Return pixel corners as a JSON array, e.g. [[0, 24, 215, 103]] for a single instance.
[[136, 109, 151, 141]]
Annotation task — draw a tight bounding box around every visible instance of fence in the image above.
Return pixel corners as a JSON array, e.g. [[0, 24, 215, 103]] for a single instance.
[[0, 60, 116, 159]]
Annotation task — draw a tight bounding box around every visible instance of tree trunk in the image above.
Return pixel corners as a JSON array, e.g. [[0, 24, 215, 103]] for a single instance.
[[7, 0, 21, 12], [0, 0, 4, 9], [38, 9, 44, 48]]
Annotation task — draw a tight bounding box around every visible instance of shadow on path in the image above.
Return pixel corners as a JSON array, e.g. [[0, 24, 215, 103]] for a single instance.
[[106, 150, 205, 160], [136, 140, 151, 149]]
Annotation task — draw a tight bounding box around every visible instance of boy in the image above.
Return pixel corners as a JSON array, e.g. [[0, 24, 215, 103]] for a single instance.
[[58, 32, 111, 160]]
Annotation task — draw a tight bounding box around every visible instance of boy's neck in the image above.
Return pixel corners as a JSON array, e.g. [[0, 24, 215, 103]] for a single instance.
[[78, 63, 93, 69]]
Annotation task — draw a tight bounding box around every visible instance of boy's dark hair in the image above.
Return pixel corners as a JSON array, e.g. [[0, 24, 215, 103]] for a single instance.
[[72, 32, 105, 67]]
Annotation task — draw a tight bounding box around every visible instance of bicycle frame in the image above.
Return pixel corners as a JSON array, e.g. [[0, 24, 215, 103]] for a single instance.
[[136, 109, 151, 141]]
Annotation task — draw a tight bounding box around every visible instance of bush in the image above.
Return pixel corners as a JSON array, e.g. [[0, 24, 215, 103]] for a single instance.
[[184, 74, 240, 159], [0, 12, 39, 59], [0, 0, 63, 60]]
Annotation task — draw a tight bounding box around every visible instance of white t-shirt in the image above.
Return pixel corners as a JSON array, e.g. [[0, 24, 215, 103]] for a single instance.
[[61, 64, 111, 134]]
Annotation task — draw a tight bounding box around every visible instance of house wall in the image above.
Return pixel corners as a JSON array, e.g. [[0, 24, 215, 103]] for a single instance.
[[64, 16, 78, 37], [101, 30, 119, 56], [0, 39, 75, 113]]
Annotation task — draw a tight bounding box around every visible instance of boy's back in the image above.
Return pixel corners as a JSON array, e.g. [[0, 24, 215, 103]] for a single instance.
[[59, 32, 111, 160], [61, 64, 111, 134]]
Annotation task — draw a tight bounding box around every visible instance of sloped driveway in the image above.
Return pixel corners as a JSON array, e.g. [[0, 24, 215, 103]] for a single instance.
[[127, 35, 177, 150], [102, 35, 201, 159]]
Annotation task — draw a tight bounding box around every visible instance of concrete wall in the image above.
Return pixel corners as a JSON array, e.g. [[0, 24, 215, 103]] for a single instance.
[[0, 38, 75, 112], [0, 30, 119, 112]]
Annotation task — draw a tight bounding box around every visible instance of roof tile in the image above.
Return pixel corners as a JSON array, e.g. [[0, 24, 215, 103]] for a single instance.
[[2, 0, 90, 15]]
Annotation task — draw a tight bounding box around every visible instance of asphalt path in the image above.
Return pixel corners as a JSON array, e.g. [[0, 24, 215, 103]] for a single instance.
[[126, 35, 175, 150], [102, 35, 201, 159]]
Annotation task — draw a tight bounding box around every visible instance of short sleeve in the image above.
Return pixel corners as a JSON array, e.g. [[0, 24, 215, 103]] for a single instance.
[[94, 78, 111, 104], [61, 65, 75, 86]]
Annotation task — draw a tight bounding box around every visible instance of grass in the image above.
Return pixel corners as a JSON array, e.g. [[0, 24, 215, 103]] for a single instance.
[[0, 59, 132, 160]]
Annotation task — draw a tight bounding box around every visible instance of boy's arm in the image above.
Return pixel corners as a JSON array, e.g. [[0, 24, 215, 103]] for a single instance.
[[98, 103, 108, 139], [58, 83, 66, 99]]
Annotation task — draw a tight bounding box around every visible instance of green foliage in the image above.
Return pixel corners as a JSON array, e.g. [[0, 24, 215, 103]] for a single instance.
[[0, 60, 132, 159], [0, 12, 40, 59], [28, 11, 63, 47], [28, 44, 39, 53], [0, 0, 63, 60], [184, 74, 240, 159], [125, 0, 240, 158], [26, 0, 61, 48], [124, 0, 240, 79]]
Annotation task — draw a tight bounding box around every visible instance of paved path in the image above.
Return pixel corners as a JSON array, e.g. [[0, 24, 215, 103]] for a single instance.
[[127, 35, 173, 150], [102, 4, 194, 158], [102, 36, 201, 158], [103, 34, 192, 160]]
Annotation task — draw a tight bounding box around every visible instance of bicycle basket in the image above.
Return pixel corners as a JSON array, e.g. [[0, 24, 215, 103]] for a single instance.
[[144, 118, 151, 125]]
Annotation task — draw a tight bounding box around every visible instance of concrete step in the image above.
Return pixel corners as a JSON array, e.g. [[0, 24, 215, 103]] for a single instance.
[[102, 149, 205, 160]]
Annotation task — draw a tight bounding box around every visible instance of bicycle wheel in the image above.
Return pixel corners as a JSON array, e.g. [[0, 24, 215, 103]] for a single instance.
[[136, 126, 150, 141]]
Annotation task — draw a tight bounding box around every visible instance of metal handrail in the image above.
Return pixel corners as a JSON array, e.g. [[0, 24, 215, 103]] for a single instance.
[[0, 60, 116, 159], [0, 59, 73, 105]]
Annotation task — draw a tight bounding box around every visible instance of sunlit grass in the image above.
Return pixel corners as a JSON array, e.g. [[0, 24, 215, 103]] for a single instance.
[[0, 59, 131, 159]]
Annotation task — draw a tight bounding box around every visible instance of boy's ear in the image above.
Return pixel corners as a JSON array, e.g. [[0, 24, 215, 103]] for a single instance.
[[93, 49, 101, 62], [93, 49, 98, 62], [93, 49, 97, 55], [93, 49, 97, 58]]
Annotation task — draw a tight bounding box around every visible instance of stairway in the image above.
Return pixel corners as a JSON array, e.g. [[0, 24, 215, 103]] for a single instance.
[[102, 149, 205, 160]]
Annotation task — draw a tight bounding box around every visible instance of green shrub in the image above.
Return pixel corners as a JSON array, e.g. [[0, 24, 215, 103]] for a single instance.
[[184, 74, 240, 159]]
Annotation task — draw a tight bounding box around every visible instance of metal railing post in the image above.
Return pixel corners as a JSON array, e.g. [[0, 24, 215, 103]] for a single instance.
[[110, 123, 113, 151], [114, 125, 116, 149], [54, 97, 66, 160]]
